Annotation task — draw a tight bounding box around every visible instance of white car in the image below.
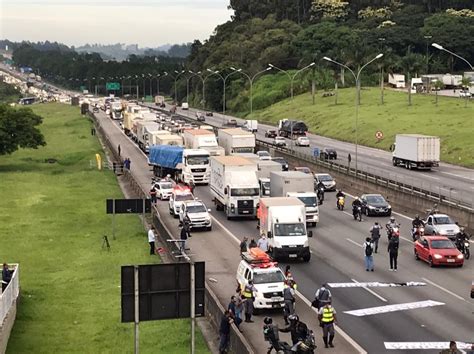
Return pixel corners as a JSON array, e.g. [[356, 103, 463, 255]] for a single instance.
[[168, 188, 195, 218], [295, 136, 310, 147], [179, 200, 212, 231], [459, 90, 471, 98], [314, 173, 336, 191], [274, 136, 286, 146], [236, 250, 286, 310], [154, 180, 174, 200], [256, 151, 271, 160], [424, 214, 460, 239]]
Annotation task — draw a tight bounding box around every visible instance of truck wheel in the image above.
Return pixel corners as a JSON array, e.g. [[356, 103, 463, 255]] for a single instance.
[[303, 254, 311, 262], [392, 158, 397, 166]]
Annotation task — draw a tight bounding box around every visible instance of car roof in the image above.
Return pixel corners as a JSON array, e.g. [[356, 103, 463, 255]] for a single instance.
[[315, 173, 331, 177], [362, 194, 384, 198], [422, 236, 451, 241], [430, 214, 449, 218], [183, 200, 204, 207]]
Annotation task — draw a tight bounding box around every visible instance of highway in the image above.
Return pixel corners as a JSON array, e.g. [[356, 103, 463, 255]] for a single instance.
[[97, 106, 472, 353]]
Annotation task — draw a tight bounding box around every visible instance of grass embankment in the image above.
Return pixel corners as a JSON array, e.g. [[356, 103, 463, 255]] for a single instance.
[[0, 103, 209, 353], [250, 87, 474, 167]]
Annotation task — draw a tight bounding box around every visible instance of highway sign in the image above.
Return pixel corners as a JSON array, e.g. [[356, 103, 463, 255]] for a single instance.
[[106, 82, 120, 91], [375, 131, 384, 140]]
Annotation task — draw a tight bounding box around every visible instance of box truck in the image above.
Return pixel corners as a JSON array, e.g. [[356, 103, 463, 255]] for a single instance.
[[391, 134, 440, 170], [243, 120, 258, 133], [218, 128, 256, 155], [210, 156, 259, 219], [154, 95, 165, 106], [148, 145, 210, 184], [183, 129, 225, 156], [270, 171, 319, 226], [255, 160, 283, 196], [155, 134, 183, 146], [259, 197, 312, 262], [136, 121, 161, 152], [388, 74, 405, 88]]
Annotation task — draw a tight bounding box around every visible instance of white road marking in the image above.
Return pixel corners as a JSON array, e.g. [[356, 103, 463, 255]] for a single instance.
[[421, 174, 440, 181], [351, 278, 388, 302], [346, 238, 363, 248], [344, 300, 444, 317], [328, 282, 427, 288], [421, 277, 466, 302], [343, 211, 353, 218], [439, 171, 474, 181], [384, 341, 472, 350]]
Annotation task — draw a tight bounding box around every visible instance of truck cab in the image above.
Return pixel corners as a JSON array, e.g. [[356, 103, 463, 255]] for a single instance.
[[236, 249, 286, 310], [286, 192, 319, 227], [182, 149, 211, 185]]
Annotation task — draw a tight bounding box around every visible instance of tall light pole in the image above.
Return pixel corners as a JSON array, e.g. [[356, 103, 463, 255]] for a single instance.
[[268, 63, 292, 98], [323, 54, 383, 174], [157, 72, 168, 96], [378, 37, 386, 105], [187, 70, 203, 106], [230, 66, 272, 115], [424, 35, 432, 74], [173, 70, 186, 104], [290, 62, 316, 100], [432, 43, 473, 70]]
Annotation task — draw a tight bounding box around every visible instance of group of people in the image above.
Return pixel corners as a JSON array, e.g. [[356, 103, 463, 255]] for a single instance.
[[239, 235, 269, 254], [364, 218, 400, 272]]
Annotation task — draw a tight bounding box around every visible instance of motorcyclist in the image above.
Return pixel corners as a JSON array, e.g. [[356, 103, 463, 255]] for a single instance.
[[336, 190, 345, 199], [352, 197, 362, 217], [386, 216, 399, 238], [316, 181, 325, 204], [411, 215, 425, 238], [279, 314, 309, 348], [263, 317, 282, 354], [455, 227, 470, 252]]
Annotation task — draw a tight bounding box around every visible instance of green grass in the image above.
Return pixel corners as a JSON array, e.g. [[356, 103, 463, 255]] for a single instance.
[[250, 87, 474, 167], [0, 103, 209, 354]]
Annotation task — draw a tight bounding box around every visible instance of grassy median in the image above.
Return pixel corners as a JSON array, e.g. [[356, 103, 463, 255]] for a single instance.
[[0, 103, 209, 353], [251, 87, 473, 167]]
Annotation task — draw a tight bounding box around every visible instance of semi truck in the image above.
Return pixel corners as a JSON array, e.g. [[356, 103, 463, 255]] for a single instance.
[[148, 145, 211, 184], [388, 74, 405, 88], [155, 134, 183, 146], [278, 119, 308, 139], [109, 101, 123, 120], [259, 197, 311, 262], [391, 134, 440, 170], [218, 128, 256, 155], [182, 129, 225, 156], [210, 156, 260, 219], [270, 171, 319, 227]]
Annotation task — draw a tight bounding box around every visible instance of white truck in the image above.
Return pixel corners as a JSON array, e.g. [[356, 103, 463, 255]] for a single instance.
[[391, 134, 440, 170], [136, 121, 161, 152], [109, 101, 123, 120], [154, 95, 165, 106], [243, 120, 258, 133], [388, 74, 405, 88], [442, 74, 463, 88], [255, 160, 282, 197], [259, 197, 312, 262], [210, 156, 260, 219], [183, 129, 225, 156], [270, 171, 319, 227], [155, 134, 183, 146], [218, 128, 256, 155]]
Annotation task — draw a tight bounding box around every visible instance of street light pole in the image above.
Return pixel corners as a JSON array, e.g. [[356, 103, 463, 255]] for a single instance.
[[268, 63, 292, 98], [431, 43, 474, 70], [424, 35, 432, 74], [230, 66, 272, 115], [173, 70, 186, 104], [290, 62, 316, 100], [323, 54, 383, 175], [187, 71, 202, 104]]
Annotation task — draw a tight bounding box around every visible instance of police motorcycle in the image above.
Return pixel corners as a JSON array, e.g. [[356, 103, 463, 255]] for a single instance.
[[263, 317, 316, 354]]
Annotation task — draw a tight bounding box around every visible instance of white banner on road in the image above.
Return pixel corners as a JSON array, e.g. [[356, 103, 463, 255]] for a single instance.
[[327, 281, 427, 288], [384, 341, 473, 350], [344, 300, 444, 317]]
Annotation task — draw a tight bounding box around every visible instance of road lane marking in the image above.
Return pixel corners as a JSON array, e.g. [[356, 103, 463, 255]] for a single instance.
[[346, 238, 363, 248], [351, 278, 388, 302], [439, 171, 474, 181], [328, 282, 426, 288], [384, 342, 472, 350], [421, 174, 440, 180], [344, 300, 444, 317], [421, 277, 466, 302]]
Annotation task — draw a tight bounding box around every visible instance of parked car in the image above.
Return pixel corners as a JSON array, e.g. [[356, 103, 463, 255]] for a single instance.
[[256, 150, 272, 160], [294, 167, 312, 175], [424, 214, 460, 239], [227, 119, 238, 126], [274, 136, 286, 146], [272, 157, 289, 171], [360, 194, 392, 216], [196, 111, 205, 121], [314, 173, 336, 191], [295, 136, 310, 147], [265, 129, 277, 138], [320, 147, 338, 160], [414, 236, 464, 267], [459, 90, 471, 98], [205, 111, 213, 116]]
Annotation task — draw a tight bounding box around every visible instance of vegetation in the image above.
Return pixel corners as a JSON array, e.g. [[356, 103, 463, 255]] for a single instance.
[[251, 87, 474, 167], [0, 81, 22, 104], [0, 103, 209, 353]]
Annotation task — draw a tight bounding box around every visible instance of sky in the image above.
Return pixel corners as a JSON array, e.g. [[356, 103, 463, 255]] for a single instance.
[[0, 0, 232, 47]]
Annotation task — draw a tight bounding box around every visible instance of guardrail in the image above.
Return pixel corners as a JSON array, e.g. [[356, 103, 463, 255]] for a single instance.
[[1, 264, 20, 326]]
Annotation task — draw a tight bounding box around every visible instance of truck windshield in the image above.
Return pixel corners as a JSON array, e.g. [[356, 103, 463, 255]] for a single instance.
[[233, 147, 254, 153], [253, 271, 285, 284], [274, 223, 306, 236], [186, 155, 209, 165], [261, 182, 271, 196], [297, 196, 317, 207], [231, 188, 259, 197]]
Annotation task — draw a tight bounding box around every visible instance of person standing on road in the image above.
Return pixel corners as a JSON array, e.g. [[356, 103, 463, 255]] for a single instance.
[[179, 221, 191, 253], [118, 144, 121, 157], [218, 310, 233, 354], [242, 280, 257, 323], [227, 295, 242, 329], [257, 234, 269, 252], [283, 280, 296, 325], [150, 186, 157, 204], [387, 235, 400, 271], [439, 340, 460, 354], [364, 237, 375, 271], [148, 228, 156, 255], [314, 283, 332, 310], [240, 237, 248, 254], [318, 301, 338, 348], [370, 222, 382, 253]]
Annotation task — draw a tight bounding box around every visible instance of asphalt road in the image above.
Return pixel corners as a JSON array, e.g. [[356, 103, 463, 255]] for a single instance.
[[98, 107, 473, 353]]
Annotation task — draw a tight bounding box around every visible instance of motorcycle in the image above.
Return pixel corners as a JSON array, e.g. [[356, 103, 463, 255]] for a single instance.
[[317, 187, 325, 205], [337, 196, 345, 211], [456, 240, 470, 260], [412, 226, 424, 241], [387, 226, 400, 240], [353, 206, 362, 222]]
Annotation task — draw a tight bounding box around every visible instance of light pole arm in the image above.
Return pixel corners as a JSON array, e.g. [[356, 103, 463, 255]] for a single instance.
[[291, 62, 317, 81], [357, 55, 383, 80], [441, 48, 474, 70], [325, 59, 356, 81]]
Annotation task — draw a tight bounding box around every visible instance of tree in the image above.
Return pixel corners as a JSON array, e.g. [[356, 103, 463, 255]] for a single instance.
[[461, 77, 472, 108], [399, 47, 424, 105], [433, 80, 444, 105], [0, 104, 46, 155]]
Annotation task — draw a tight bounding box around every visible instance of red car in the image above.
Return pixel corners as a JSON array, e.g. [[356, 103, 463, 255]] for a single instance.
[[414, 236, 464, 267]]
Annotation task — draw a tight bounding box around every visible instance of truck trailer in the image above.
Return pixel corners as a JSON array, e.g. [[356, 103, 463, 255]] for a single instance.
[[391, 134, 440, 170], [278, 119, 308, 139], [388, 74, 405, 88], [182, 129, 225, 156], [218, 128, 256, 155]]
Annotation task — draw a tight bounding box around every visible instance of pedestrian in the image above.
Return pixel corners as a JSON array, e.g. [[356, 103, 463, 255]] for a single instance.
[[234, 295, 243, 325], [314, 283, 332, 310], [241, 280, 257, 323], [124, 158, 131, 170], [239, 237, 248, 254], [148, 228, 156, 255], [150, 186, 157, 204], [370, 222, 382, 253], [218, 310, 233, 354], [2, 263, 12, 292], [388, 235, 400, 271], [318, 301, 338, 348], [363, 237, 375, 271], [347, 153, 351, 164], [179, 222, 190, 253], [439, 340, 460, 354], [118, 144, 121, 157], [283, 280, 296, 325], [188, 180, 195, 194], [249, 238, 257, 249], [257, 234, 269, 252], [284, 265, 292, 279], [228, 295, 242, 329]]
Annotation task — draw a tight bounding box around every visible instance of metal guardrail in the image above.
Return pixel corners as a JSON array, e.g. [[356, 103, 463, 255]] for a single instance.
[[0, 264, 20, 326]]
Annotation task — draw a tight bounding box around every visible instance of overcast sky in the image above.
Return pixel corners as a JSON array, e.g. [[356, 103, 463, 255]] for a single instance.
[[1, 0, 232, 47]]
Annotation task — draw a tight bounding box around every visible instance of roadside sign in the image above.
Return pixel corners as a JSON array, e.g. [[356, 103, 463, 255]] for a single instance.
[[106, 82, 121, 91], [313, 147, 320, 157], [375, 131, 384, 140]]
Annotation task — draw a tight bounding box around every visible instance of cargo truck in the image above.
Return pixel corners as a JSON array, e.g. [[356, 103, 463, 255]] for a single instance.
[[255, 160, 282, 197], [270, 171, 319, 227], [155, 134, 183, 146], [218, 128, 256, 155], [391, 134, 440, 170], [182, 129, 225, 156], [243, 120, 258, 133], [259, 197, 312, 262], [148, 145, 210, 184], [109, 101, 123, 120], [278, 119, 308, 139], [123, 105, 144, 135], [136, 121, 161, 152], [210, 156, 259, 219], [154, 95, 165, 106], [388, 74, 405, 88]]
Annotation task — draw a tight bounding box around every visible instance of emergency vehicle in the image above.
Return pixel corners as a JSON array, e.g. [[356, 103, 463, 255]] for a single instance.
[[168, 186, 195, 218], [236, 248, 286, 311]]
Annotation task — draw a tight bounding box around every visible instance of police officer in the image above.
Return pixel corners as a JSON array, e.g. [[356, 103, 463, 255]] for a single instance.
[[314, 283, 332, 309], [283, 280, 296, 325], [242, 280, 257, 323], [370, 222, 382, 253], [280, 315, 309, 347], [263, 317, 280, 354], [318, 301, 338, 348]]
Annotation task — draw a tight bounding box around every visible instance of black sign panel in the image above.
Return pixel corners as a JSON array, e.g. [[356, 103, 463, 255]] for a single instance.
[[121, 262, 205, 323], [106, 199, 151, 214]]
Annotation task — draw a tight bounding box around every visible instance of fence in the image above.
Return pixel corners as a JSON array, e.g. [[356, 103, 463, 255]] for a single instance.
[[0, 264, 20, 327]]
